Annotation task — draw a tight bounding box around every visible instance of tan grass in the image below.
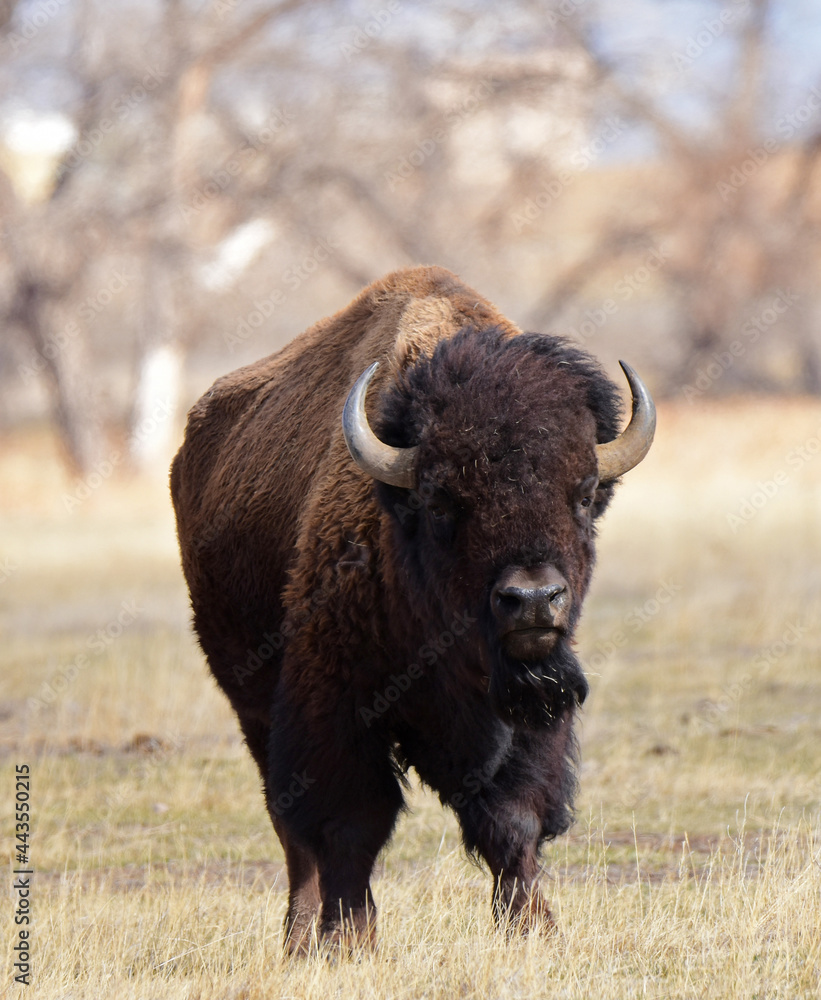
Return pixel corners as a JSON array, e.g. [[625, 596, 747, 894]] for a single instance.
[[1, 398, 820, 998]]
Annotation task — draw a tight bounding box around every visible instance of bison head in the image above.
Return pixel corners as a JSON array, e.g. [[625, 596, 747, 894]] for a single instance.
[[343, 328, 655, 729]]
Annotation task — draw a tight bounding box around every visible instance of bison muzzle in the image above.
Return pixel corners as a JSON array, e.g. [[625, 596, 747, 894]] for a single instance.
[[170, 266, 655, 954]]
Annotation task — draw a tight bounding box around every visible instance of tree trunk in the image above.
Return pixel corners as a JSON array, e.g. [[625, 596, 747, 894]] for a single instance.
[[128, 342, 183, 472], [13, 280, 105, 476]]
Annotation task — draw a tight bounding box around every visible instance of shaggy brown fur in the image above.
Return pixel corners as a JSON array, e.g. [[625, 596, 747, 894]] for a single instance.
[[170, 265, 626, 953]]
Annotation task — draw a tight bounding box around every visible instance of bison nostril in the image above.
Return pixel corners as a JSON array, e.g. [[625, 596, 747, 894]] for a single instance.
[[491, 566, 571, 628], [493, 589, 524, 620]]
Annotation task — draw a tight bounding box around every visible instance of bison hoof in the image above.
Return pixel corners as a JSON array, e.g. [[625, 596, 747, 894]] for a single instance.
[[494, 884, 557, 937], [323, 925, 377, 959], [509, 896, 557, 937], [284, 916, 376, 958], [284, 920, 318, 957], [289, 907, 376, 959]]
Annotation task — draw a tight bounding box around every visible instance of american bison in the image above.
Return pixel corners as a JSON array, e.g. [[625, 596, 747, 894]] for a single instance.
[[170, 265, 655, 952]]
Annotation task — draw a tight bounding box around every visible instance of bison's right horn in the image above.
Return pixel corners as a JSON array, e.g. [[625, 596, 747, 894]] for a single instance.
[[342, 362, 417, 489]]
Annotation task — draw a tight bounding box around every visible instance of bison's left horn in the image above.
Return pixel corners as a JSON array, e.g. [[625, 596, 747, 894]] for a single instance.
[[342, 362, 417, 488], [595, 361, 656, 481]]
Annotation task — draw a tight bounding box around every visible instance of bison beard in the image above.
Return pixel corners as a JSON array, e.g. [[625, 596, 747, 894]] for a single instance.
[[487, 631, 590, 730], [169, 266, 655, 955]]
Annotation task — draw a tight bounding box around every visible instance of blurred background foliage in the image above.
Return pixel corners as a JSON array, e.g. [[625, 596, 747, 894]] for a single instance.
[[0, 0, 820, 476]]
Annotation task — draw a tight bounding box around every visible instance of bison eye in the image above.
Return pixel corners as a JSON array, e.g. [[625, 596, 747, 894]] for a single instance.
[[428, 503, 449, 521], [574, 475, 600, 518], [424, 492, 458, 545]]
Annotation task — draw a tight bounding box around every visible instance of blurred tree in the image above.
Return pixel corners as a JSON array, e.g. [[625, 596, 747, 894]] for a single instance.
[[527, 0, 821, 395], [0, 0, 819, 478], [0, 0, 326, 473], [0, 0, 588, 475]]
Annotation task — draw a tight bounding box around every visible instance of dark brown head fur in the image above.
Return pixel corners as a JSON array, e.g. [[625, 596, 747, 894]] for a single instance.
[[376, 326, 622, 727]]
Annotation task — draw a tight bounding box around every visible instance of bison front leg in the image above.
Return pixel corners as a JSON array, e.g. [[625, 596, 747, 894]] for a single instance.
[[315, 831, 383, 952], [462, 804, 556, 936], [453, 720, 578, 936], [312, 779, 404, 952], [279, 795, 400, 955], [268, 694, 403, 955], [274, 821, 321, 956], [491, 860, 556, 935], [451, 774, 557, 933], [236, 714, 322, 953]]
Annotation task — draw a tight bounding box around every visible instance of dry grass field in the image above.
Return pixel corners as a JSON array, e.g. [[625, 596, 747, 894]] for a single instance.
[[1, 396, 820, 999]]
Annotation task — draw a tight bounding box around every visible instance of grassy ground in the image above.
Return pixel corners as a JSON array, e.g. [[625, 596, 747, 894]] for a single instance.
[[1, 397, 820, 999]]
